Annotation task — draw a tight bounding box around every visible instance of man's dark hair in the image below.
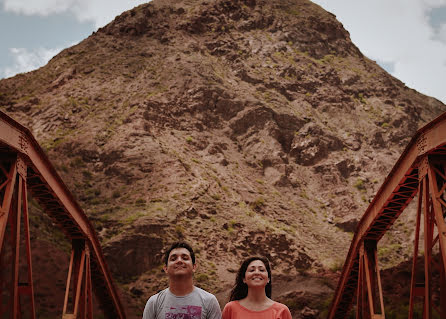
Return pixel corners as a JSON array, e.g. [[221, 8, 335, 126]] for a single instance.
[[229, 256, 272, 301], [164, 242, 196, 265]]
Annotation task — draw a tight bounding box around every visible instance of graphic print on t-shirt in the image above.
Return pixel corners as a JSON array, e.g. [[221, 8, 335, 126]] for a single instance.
[[166, 305, 202, 318]]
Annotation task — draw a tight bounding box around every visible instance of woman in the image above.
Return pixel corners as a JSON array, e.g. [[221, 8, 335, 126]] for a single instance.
[[222, 256, 292, 319]]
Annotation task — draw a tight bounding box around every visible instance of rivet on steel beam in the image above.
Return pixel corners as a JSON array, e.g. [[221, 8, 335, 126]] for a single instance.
[[17, 155, 27, 178], [418, 157, 429, 178], [416, 133, 427, 155], [18, 132, 29, 155]]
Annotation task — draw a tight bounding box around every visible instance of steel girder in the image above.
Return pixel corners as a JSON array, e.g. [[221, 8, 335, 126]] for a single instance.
[[0, 111, 125, 318], [328, 112, 446, 319], [0, 156, 36, 319]]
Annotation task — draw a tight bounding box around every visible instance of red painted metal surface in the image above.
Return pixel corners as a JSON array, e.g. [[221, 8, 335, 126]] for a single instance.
[[0, 111, 125, 318], [63, 241, 93, 319], [355, 242, 385, 319], [329, 112, 446, 319]]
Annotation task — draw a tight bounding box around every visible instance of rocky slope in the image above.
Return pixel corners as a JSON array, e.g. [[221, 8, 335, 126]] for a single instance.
[[1, 0, 445, 317]]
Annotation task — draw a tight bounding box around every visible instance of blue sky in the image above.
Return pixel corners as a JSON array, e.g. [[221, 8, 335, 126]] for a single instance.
[[1, 0, 446, 104]]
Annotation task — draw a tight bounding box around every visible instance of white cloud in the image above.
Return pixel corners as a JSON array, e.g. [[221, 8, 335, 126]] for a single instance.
[[436, 23, 446, 42], [1, 47, 62, 78], [2, 0, 76, 16], [2, 0, 149, 28], [312, 0, 446, 103], [74, 0, 149, 28], [0, 1, 151, 79], [423, 0, 446, 7]]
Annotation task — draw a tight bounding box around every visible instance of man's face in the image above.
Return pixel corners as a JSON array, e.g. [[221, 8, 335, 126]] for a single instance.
[[163, 247, 196, 278]]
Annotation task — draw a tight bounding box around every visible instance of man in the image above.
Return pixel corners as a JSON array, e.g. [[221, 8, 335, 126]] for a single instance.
[[143, 242, 222, 319]]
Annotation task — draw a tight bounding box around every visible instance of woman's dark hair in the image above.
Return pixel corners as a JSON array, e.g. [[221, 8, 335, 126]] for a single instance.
[[164, 242, 196, 265], [229, 256, 272, 301]]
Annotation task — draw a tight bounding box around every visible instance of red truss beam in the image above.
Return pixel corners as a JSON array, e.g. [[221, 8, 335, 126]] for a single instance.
[[407, 159, 446, 318], [63, 240, 93, 319], [355, 241, 385, 319], [0, 111, 125, 318], [329, 112, 446, 319], [0, 158, 17, 253], [0, 157, 36, 318]]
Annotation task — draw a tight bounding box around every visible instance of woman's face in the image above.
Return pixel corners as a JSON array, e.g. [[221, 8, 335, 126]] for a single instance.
[[243, 259, 269, 288]]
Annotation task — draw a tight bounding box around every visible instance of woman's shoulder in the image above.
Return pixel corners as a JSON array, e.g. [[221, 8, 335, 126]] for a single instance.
[[272, 302, 288, 308], [223, 300, 239, 309], [272, 302, 292, 318], [272, 302, 291, 312]]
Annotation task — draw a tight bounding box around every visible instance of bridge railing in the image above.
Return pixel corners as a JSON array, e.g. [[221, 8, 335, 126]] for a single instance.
[[328, 112, 446, 318], [0, 111, 125, 318]]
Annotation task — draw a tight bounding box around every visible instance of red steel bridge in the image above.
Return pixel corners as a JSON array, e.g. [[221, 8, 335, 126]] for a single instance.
[[0, 111, 125, 318], [2, 107, 446, 319], [328, 111, 446, 318]]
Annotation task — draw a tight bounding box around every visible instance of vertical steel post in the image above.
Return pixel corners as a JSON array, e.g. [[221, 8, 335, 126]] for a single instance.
[[356, 244, 366, 319], [427, 160, 446, 283], [81, 248, 93, 319], [63, 249, 75, 317], [423, 176, 432, 319], [409, 180, 423, 319], [0, 158, 17, 255], [427, 159, 446, 319], [363, 241, 385, 319], [374, 244, 385, 317], [73, 248, 86, 317], [12, 174, 23, 319], [62, 240, 93, 319], [439, 254, 446, 319], [440, 255, 446, 318], [5, 155, 36, 319], [363, 248, 374, 318], [0, 159, 17, 318], [20, 172, 36, 319], [355, 241, 385, 319]]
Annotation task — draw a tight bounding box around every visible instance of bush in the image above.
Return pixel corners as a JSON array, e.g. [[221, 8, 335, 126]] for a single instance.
[[195, 273, 209, 283]]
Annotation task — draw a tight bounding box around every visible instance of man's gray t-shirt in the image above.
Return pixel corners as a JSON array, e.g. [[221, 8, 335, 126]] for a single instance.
[[142, 287, 222, 319]]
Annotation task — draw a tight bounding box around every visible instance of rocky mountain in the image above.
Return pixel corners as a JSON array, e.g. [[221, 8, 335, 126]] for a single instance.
[[1, 0, 445, 317]]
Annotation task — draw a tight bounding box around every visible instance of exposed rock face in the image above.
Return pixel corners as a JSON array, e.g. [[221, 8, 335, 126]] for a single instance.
[[1, 0, 445, 317], [103, 221, 167, 281]]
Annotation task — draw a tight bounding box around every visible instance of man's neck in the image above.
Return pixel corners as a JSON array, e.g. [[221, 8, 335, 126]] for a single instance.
[[169, 277, 194, 296]]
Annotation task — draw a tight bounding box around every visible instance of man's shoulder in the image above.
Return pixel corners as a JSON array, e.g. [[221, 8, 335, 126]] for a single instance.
[[193, 286, 218, 300], [147, 288, 169, 303]]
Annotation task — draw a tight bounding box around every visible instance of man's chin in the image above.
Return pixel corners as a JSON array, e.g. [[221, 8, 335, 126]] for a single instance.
[[170, 271, 192, 277]]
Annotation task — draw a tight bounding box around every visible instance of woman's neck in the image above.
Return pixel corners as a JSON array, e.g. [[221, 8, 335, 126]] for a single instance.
[[239, 288, 274, 311], [246, 288, 268, 302]]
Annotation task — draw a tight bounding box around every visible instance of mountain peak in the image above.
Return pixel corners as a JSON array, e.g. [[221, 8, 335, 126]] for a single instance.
[[99, 0, 359, 59]]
